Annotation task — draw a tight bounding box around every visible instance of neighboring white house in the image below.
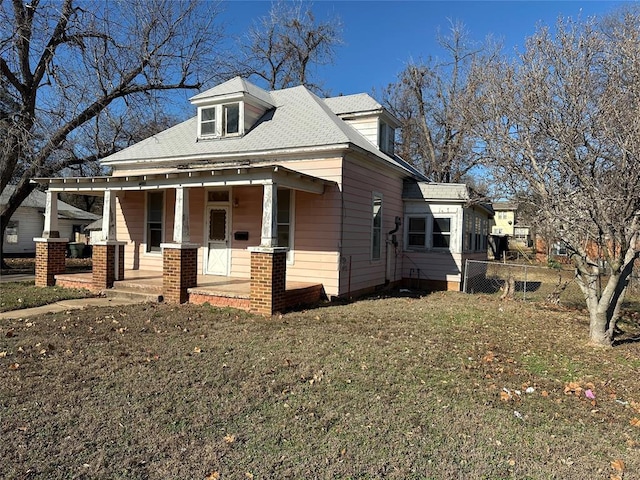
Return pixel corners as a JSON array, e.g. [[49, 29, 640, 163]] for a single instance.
[[1, 186, 100, 255]]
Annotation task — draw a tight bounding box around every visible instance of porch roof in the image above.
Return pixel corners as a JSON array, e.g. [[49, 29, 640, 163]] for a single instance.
[[32, 165, 329, 195]]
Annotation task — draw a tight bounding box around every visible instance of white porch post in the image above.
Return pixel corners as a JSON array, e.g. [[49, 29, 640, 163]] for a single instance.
[[173, 186, 191, 243], [43, 190, 59, 238], [101, 189, 117, 241], [260, 181, 278, 247]]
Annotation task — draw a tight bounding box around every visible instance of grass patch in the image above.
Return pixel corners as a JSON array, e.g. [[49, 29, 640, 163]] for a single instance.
[[0, 292, 639, 479], [0, 281, 94, 312]]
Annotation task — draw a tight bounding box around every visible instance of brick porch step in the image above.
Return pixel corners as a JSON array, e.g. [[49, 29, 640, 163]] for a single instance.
[[103, 287, 163, 303]]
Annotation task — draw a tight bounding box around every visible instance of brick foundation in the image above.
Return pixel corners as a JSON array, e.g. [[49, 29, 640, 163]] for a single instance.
[[163, 246, 198, 303], [284, 284, 325, 309], [35, 240, 67, 287], [188, 292, 251, 310], [250, 248, 287, 315], [92, 243, 125, 290]]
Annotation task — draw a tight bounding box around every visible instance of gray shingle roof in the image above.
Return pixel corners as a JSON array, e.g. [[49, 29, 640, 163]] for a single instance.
[[190, 76, 274, 106], [403, 181, 471, 201], [100, 80, 423, 179], [323, 93, 383, 115], [0, 186, 100, 221]]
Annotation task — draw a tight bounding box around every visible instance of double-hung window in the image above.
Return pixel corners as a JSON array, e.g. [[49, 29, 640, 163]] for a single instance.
[[200, 107, 216, 136], [432, 217, 451, 249], [371, 194, 383, 260], [277, 188, 294, 263], [146, 191, 164, 253], [407, 216, 427, 249]]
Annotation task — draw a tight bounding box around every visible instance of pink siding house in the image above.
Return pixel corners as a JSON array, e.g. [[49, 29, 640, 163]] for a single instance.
[[33, 78, 491, 314]]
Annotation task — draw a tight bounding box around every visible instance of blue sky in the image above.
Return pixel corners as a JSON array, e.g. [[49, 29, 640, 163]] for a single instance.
[[219, 0, 629, 97]]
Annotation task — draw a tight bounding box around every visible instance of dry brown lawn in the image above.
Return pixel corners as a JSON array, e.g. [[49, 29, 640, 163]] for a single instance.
[[1, 288, 639, 479]]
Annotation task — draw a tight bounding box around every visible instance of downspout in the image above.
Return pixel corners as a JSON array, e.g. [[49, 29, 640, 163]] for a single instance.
[[385, 216, 402, 285]]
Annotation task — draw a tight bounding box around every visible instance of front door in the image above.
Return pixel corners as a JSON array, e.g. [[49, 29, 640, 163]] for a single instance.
[[206, 206, 229, 275]]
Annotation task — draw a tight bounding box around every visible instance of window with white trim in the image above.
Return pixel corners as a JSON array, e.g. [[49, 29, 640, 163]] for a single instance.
[[404, 214, 455, 251], [277, 188, 291, 248], [199, 103, 242, 138], [146, 191, 164, 253], [407, 216, 427, 249], [200, 107, 216, 136], [432, 217, 451, 249], [371, 194, 383, 260], [5, 220, 18, 244], [464, 214, 473, 252], [378, 122, 395, 155], [224, 104, 240, 135]]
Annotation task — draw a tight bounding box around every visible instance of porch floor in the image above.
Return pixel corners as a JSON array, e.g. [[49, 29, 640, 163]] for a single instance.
[[54, 270, 325, 309]]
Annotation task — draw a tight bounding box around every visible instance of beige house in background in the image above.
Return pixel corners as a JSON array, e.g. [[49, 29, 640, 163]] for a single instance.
[[33, 77, 491, 313], [491, 202, 517, 236]]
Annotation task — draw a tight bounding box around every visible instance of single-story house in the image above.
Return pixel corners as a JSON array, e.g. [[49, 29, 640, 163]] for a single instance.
[[32, 77, 492, 314], [1, 186, 99, 255]]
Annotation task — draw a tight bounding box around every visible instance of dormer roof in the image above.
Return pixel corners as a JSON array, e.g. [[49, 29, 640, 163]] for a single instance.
[[189, 76, 274, 108], [325, 93, 400, 128]]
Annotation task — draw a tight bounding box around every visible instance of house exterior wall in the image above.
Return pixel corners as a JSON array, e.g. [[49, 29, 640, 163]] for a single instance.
[[3, 207, 45, 254], [339, 153, 405, 297], [402, 202, 465, 290], [342, 116, 378, 148], [402, 202, 491, 291], [275, 157, 343, 296], [492, 210, 516, 236], [2, 207, 91, 254]]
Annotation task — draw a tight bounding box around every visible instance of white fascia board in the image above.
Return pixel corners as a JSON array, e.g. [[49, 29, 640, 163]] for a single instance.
[[35, 166, 327, 195], [190, 91, 274, 110], [100, 143, 351, 168]]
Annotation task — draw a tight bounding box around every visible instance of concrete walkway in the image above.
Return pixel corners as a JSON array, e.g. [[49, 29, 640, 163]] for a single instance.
[[0, 297, 144, 320]]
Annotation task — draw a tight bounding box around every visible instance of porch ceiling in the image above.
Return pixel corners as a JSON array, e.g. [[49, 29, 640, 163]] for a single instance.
[[32, 165, 329, 195]]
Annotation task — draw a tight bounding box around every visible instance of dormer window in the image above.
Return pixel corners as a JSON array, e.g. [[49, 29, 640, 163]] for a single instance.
[[224, 104, 239, 135], [379, 121, 395, 155], [198, 102, 242, 138], [201, 108, 217, 135]]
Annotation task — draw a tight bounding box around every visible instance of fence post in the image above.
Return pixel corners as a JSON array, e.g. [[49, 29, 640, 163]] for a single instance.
[[523, 265, 528, 301], [463, 259, 469, 293]]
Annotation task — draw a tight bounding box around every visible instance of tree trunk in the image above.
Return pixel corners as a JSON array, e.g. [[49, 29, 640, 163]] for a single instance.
[[589, 308, 613, 347], [0, 220, 6, 269]]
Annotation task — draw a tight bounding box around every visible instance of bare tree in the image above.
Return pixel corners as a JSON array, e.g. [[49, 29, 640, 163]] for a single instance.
[[237, 1, 342, 94], [381, 21, 499, 183], [471, 10, 640, 346], [0, 0, 224, 266]]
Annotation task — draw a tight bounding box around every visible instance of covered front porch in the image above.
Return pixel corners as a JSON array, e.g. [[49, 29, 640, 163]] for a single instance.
[[32, 165, 330, 314]]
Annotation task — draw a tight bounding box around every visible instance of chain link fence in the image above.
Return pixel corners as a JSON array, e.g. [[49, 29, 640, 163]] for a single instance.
[[463, 259, 640, 303], [463, 260, 575, 302]]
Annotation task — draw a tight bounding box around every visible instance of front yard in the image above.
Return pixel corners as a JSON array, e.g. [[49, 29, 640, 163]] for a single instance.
[[1, 289, 639, 479]]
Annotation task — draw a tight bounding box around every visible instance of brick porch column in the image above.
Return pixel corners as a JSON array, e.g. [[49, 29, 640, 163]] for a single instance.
[[92, 241, 126, 290], [34, 238, 68, 287], [161, 243, 198, 303], [249, 246, 288, 315]]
